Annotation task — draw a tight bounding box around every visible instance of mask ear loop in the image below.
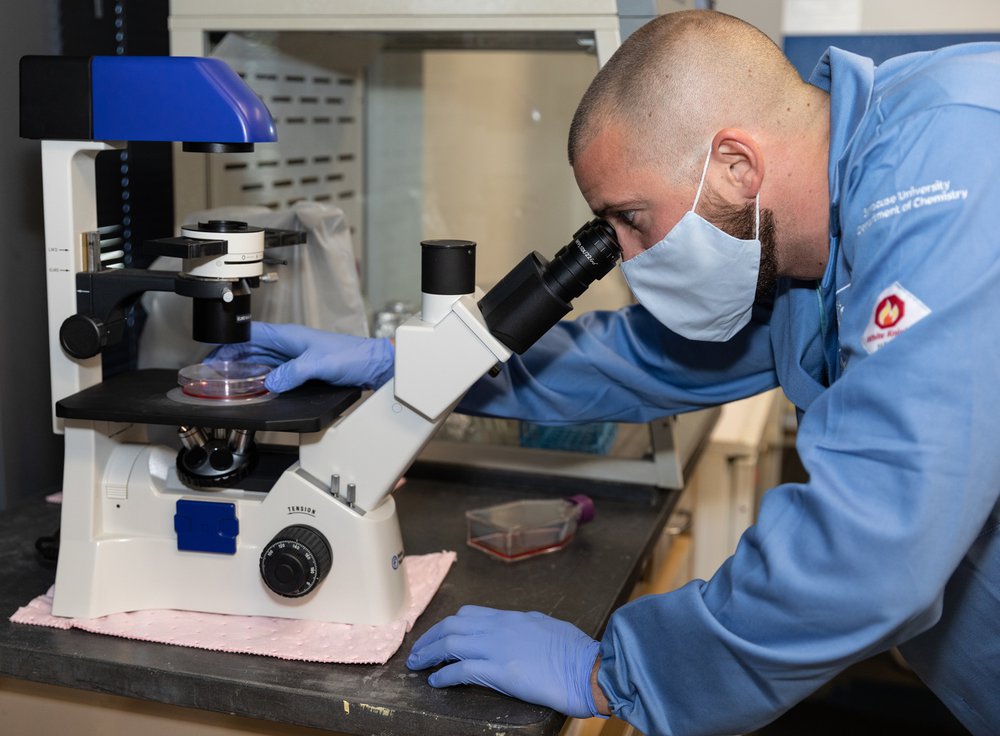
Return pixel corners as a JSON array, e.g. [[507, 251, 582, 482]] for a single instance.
[[693, 145, 763, 241], [690, 146, 713, 214], [754, 192, 760, 240]]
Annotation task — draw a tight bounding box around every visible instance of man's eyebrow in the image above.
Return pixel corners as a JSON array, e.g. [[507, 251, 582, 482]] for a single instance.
[[593, 199, 644, 218]]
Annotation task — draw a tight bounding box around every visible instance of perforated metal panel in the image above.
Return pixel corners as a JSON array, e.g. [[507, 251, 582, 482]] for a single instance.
[[205, 34, 365, 249]]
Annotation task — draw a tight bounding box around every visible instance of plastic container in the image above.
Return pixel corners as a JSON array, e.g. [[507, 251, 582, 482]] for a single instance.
[[465, 495, 595, 562], [178, 361, 271, 400], [518, 421, 618, 455]]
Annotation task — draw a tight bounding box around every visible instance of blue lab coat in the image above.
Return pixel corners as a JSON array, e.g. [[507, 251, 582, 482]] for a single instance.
[[460, 44, 1000, 735]]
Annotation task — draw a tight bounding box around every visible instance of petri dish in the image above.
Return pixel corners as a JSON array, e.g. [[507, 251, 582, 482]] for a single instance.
[[178, 361, 271, 400], [465, 497, 591, 562]]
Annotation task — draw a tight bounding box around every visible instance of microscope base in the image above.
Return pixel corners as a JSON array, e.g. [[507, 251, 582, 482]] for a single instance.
[[51, 425, 409, 625]]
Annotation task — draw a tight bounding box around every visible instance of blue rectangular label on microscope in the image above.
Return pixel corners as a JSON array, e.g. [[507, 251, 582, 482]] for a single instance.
[[174, 499, 239, 554]]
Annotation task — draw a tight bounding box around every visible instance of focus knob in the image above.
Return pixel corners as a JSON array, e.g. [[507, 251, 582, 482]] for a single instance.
[[60, 314, 107, 359], [259, 525, 332, 598]]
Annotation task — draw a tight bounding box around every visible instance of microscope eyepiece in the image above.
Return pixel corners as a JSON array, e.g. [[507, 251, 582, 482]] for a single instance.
[[478, 218, 621, 354], [542, 218, 621, 303]]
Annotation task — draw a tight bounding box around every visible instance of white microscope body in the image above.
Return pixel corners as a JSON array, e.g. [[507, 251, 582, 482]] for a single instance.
[[43, 142, 509, 623], [26, 55, 620, 626], [52, 263, 508, 624]]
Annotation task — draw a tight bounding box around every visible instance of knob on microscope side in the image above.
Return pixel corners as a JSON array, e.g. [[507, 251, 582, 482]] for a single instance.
[[259, 525, 334, 598]]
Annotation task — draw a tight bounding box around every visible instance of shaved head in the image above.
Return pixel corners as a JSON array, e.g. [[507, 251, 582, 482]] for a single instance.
[[569, 10, 806, 183]]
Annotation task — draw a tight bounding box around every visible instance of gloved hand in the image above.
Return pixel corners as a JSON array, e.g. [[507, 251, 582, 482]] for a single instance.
[[208, 322, 394, 392], [406, 605, 603, 719]]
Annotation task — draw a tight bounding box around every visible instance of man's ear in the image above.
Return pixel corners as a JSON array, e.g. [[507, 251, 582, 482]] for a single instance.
[[709, 128, 763, 201]]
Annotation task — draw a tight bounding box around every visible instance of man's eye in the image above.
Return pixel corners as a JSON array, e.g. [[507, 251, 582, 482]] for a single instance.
[[618, 211, 638, 229]]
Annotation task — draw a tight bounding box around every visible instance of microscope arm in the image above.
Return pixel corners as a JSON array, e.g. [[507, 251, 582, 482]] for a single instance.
[[297, 218, 621, 514], [61, 268, 247, 360], [298, 292, 511, 513]]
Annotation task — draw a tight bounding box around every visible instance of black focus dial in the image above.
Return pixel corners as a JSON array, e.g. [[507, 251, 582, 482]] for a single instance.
[[259, 525, 332, 598], [60, 314, 107, 359]]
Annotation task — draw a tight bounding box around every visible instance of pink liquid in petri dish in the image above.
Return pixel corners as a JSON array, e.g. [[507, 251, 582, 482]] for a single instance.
[[178, 361, 271, 399]]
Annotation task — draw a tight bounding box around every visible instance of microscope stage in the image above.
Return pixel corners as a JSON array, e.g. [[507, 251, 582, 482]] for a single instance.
[[56, 369, 361, 431]]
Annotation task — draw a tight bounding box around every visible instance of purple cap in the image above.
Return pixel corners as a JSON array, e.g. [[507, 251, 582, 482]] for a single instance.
[[567, 494, 595, 525]]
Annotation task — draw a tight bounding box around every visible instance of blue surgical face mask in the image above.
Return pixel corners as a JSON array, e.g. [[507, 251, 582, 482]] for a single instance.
[[620, 147, 762, 342]]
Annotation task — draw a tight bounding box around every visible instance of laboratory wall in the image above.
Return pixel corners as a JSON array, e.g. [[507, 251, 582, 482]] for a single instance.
[[781, 0, 1000, 35], [0, 1, 60, 511], [780, 0, 1000, 76], [421, 50, 633, 317], [714, 0, 782, 44], [716, 0, 1000, 38]]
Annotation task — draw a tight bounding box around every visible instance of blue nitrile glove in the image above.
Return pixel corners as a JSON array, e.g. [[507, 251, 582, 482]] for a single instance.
[[406, 605, 603, 719], [208, 322, 394, 392]]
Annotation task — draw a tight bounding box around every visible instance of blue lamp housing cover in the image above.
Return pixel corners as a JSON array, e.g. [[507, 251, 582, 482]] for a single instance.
[[18, 55, 275, 147], [92, 56, 276, 145]]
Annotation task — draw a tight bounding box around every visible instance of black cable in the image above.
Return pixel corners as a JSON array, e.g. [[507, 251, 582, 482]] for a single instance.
[[35, 528, 60, 566]]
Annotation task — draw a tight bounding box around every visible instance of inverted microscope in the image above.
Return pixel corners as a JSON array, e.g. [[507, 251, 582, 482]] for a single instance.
[[21, 55, 621, 625]]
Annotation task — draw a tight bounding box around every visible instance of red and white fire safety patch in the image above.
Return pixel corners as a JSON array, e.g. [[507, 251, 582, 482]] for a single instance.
[[862, 282, 931, 354]]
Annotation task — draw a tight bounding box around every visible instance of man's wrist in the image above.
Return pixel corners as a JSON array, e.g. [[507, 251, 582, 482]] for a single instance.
[[591, 655, 612, 716]]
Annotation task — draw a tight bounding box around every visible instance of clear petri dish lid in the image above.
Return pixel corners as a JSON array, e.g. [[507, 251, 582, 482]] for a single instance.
[[178, 361, 271, 399]]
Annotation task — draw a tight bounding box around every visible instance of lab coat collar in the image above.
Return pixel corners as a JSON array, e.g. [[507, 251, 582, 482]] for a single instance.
[[808, 46, 875, 292]]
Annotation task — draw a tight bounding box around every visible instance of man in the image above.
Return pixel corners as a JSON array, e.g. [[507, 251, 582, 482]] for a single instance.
[[215, 10, 1000, 735]]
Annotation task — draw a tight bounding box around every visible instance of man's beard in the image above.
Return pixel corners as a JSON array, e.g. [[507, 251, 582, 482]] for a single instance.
[[703, 199, 778, 303]]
